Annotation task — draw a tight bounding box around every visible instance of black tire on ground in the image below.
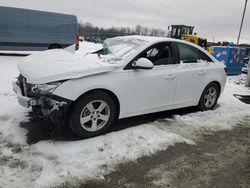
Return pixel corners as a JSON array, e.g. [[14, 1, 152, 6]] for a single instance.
[[68, 91, 117, 138], [49, 44, 62, 49], [198, 83, 220, 111]]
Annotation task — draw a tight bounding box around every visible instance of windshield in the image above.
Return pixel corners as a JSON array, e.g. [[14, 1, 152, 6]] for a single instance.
[[100, 37, 147, 62]]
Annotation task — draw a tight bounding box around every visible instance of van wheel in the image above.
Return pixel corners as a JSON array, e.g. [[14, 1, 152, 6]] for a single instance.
[[69, 91, 117, 138], [198, 83, 219, 111], [49, 44, 62, 49]]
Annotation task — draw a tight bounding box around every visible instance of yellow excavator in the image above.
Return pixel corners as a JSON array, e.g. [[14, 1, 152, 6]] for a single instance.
[[169, 25, 207, 49]]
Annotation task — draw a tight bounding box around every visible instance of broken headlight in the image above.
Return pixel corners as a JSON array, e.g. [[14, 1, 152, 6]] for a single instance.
[[31, 82, 61, 95]]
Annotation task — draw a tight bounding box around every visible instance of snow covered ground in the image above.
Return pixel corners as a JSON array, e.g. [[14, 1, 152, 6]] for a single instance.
[[0, 44, 250, 187]]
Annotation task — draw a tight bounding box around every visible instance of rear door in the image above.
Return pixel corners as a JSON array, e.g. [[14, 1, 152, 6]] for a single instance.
[[175, 42, 213, 106], [0, 7, 30, 51]]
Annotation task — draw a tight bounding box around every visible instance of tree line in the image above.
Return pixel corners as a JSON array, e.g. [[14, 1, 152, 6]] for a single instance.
[[79, 22, 168, 38]]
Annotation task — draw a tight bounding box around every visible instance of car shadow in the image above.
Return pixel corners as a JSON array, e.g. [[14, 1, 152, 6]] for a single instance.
[[20, 106, 207, 145]]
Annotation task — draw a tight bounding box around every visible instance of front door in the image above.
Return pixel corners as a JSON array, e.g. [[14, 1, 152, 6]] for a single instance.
[[126, 42, 178, 116]]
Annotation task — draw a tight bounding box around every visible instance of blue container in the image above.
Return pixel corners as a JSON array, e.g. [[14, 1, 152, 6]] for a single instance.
[[211, 46, 246, 75]]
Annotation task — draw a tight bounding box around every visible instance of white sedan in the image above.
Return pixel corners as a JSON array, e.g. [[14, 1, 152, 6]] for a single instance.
[[13, 36, 227, 138]]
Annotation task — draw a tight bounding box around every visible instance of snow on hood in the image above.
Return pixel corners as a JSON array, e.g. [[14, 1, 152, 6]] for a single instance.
[[18, 49, 118, 84]]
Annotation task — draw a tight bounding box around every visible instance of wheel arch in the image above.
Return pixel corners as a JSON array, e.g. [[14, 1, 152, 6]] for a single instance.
[[206, 81, 222, 95], [48, 43, 62, 49], [197, 80, 222, 105], [70, 88, 121, 119]]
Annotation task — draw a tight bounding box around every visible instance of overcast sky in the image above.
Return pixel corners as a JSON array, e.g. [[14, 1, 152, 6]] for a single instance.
[[1, 0, 249, 43]]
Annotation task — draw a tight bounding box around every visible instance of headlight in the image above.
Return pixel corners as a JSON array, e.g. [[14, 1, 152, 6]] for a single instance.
[[31, 82, 61, 95]]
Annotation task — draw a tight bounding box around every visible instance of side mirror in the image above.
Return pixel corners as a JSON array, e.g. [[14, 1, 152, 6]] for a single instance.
[[132, 58, 154, 70]]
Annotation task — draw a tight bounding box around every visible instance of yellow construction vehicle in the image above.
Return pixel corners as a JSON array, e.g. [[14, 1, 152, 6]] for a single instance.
[[169, 25, 207, 49]]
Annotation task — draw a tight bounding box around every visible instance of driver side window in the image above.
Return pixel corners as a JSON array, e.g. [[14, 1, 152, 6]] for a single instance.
[[139, 43, 174, 66]]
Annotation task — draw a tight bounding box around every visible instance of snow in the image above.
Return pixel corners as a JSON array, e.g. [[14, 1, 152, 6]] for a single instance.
[[78, 41, 102, 54], [101, 36, 147, 62], [17, 38, 147, 84], [19, 52, 117, 84], [0, 56, 28, 143], [16, 41, 111, 84], [0, 40, 102, 56], [0, 49, 250, 187]]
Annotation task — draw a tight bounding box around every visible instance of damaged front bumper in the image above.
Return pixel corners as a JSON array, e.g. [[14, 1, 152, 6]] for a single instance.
[[12, 81, 43, 108], [12, 80, 71, 119]]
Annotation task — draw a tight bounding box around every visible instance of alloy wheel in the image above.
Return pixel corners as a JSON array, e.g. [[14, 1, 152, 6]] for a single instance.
[[80, 100, 110, 132], [204, 87, 217, 108]]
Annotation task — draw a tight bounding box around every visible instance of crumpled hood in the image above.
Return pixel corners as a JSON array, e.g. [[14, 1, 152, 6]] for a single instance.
[[18, 49, 118, 84]]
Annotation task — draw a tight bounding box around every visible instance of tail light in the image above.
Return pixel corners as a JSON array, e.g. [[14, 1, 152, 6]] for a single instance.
[[75, 35, 80, 50]]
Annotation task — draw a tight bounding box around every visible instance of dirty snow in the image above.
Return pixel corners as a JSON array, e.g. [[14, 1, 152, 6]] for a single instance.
[[0, 45, 250, 187]]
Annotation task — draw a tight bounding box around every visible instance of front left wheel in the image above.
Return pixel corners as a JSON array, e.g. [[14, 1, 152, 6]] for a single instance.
[[68, 91, 117, 138]]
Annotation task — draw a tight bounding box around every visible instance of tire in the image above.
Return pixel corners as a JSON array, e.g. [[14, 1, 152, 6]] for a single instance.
[[68, 91, 117, 138], [198, 83, 220, 111]]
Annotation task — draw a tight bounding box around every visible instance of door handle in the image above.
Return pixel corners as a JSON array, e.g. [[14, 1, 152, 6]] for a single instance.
[[165, 74, 176, 80], [198, 70, 206, 75]]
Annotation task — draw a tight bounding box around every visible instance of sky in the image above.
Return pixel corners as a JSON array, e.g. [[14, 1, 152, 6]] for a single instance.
[[1, 0, 249, 43]]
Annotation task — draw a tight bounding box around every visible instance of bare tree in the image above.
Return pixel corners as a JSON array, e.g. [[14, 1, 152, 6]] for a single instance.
[[78, 22, 168, 42]]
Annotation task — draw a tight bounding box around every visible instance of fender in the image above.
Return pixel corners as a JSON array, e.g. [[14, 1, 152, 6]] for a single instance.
[[53, 72, 129, 118]]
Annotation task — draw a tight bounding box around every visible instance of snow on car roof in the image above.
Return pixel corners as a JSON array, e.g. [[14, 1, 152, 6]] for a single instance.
[[111, 35, 203, 48], [111, 35, 218, 64], [112, 35, 171, 43]]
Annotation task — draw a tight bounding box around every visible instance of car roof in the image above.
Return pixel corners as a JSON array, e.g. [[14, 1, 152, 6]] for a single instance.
[[115, 35, 200, 46], [114, 35, 218, 63], [117, 35, 172, 43]]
